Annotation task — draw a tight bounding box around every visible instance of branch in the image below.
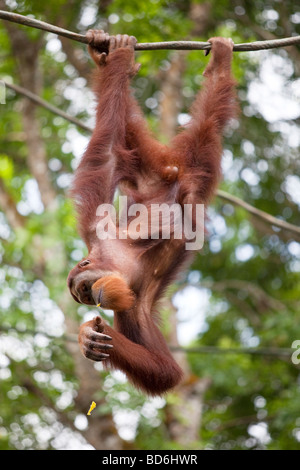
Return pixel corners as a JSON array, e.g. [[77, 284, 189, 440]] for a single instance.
[[0, 10, 300, 52], [171, 345, 292, 358], [217, 189, 300, 238], [4, 81, 93, 133]]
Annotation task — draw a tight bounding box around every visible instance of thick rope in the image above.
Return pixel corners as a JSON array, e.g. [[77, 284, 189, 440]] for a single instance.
[[0, 10, 300, 52]]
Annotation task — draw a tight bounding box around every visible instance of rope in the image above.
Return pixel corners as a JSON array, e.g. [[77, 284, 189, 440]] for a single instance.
[[0, 9, 300, 52]]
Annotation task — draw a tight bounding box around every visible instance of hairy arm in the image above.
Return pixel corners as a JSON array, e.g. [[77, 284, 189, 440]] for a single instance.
[[79, 311, 183, 395], [71, 32, 138, 244], [189, 37, 237, 132], [172, 37, 237, 205]]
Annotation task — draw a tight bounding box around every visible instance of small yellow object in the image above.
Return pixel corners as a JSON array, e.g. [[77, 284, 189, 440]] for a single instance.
[[87, 401, 97, 416], [97, 303, 101, 307]]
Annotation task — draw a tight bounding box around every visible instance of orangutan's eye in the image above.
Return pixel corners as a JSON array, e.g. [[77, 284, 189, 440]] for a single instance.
[[79, 259, 91, 268]]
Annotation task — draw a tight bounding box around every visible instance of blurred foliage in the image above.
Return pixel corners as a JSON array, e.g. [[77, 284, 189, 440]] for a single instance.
[[0, 0, 300, 451]]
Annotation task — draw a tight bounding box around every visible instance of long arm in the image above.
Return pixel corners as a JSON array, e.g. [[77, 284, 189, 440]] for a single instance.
[[71, 32, 138, 244], [188, 37, 236, 133], [172, 37, 237, 205]]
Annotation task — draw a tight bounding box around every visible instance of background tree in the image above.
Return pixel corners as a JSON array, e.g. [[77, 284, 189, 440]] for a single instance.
[[0, 0, 299, 450]]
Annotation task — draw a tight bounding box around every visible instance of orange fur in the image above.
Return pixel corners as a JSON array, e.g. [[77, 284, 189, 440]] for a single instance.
[[67, 33, 237, 395], [92, 275, 135, 311]]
